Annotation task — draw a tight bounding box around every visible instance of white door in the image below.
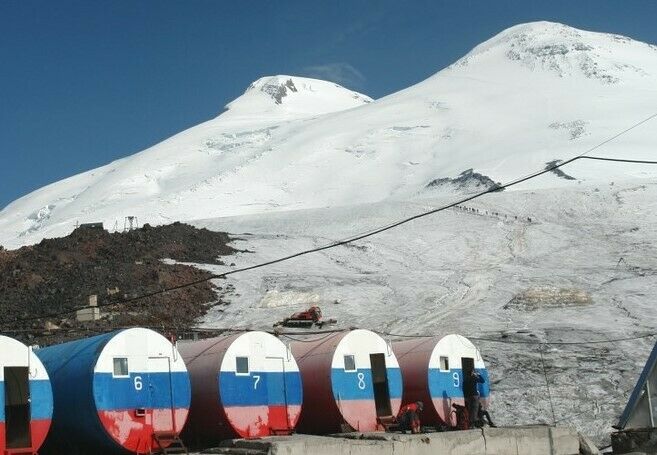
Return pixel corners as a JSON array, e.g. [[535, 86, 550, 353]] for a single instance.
[[148, 357, 175, 432]]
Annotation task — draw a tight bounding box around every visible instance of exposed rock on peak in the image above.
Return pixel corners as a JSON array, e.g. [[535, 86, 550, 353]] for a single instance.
[[250, 77, 298, 104], [223, 75, 372, 120], [450, 21, 656, 84]]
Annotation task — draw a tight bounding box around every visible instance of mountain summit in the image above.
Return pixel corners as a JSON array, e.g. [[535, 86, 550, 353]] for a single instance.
[[451, 21, 657, 84], [1, 22, 656, 247], [223, 75, 372, 120]]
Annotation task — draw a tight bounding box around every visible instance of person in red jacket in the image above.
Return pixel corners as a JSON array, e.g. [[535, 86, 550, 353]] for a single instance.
[[397, 401, 424, 434]]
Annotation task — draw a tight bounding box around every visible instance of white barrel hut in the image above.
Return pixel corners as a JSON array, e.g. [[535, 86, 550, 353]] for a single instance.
[[0, 334, 53, 454]]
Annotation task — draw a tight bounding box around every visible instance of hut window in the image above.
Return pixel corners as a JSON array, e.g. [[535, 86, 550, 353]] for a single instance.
[[236, 356, 249, 375], [344, 355, 356, 372], [113, 357, 129, 377], [440, 356, 449, 371]]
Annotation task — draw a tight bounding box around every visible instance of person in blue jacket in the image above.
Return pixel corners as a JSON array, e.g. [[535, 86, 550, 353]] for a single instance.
[[463, 370, 485, 427]]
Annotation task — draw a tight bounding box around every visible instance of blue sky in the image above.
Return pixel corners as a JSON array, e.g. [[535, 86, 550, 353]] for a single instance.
[[1, 0, 656, 209]]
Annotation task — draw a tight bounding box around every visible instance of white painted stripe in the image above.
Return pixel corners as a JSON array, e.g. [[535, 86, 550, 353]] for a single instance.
[[93, 328, 188, 374], [427, 334, 487, 371], [0, 335, 50, 381], [332, 329, 399, 370], [221, 331, 300, 374]]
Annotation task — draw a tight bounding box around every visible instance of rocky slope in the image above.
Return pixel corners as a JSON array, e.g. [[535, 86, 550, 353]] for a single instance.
[[0, 222, 235, 344]]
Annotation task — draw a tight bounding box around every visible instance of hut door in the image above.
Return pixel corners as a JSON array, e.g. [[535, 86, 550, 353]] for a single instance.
[[4, 367, 32, 449], [265, 357, 291, 432], [461, 358, 474, 377], [461, 357, 475, 396], [369, 354, 392, 417], [147, 357, 175, 432]]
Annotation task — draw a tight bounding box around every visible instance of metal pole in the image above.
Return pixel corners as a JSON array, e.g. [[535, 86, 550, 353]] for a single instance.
[[280, 357, 291, 431], [540, 345, 557, 425], [646, 381, 654, 427]]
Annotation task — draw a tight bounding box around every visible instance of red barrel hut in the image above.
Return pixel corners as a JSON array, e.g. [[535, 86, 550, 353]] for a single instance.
[[179, 331, 302, 446], [291, 329, 402, 434], [392, 334, 490, 428]]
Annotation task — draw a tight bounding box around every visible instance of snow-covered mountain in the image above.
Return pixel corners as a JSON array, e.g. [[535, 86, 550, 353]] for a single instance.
[[3, 21, 657, 444], [2, 21, 656, 248]]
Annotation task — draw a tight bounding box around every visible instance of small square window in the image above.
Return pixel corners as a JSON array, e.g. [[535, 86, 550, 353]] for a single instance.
[[344, 355, 356, 372], [236, 356, 249, 375], [439, 356, 449, 371], [113, 358, 129, 377]]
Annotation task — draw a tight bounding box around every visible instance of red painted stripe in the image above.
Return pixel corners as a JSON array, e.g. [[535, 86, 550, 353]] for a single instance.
[[98, 408, 188, 453], [432, 396, 490, 426], [224, 404, 302, 438], [391, 398, 402, 416], [432, 396, 465, 426], [31, 418, 52, 451], [337, 399, 399, 432], [0, 419, 51, 452]]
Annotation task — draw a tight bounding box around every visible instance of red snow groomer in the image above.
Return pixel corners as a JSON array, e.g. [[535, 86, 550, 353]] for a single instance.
[[274, 306, 337, 329]]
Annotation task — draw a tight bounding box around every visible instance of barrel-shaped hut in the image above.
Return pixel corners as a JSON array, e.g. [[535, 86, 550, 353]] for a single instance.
[[392, 334, 490, 428], [291, 329, 402, 434], [36, 328, 191, 454], [0, 335, 53, 454], [179, 331, 302, 445]]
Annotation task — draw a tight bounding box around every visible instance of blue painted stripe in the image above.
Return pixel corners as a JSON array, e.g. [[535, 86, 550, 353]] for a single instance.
[[331, 367, 403, 401], [30, 379, 54, 420], [428, 368, 491, 399], [0, 380, 53, 422], [219, 371, 303, 407], [388, 367, 403, 400], [93, 372, 191, 411]]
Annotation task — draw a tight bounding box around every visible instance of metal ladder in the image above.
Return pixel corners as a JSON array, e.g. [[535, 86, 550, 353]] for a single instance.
[[377, 415, 399, 432], [151, 432, 189, 455]]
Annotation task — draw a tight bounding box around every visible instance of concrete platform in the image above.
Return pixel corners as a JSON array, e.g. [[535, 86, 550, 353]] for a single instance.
[[197, 425, 595, 455]]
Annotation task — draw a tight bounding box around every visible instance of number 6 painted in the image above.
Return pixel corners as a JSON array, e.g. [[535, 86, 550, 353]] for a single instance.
[[134, 375, 143, 391], [253, 375, 261, 390]]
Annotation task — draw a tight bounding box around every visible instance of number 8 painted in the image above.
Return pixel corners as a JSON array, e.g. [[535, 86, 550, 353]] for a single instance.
[[357, 372, 366, 390]]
